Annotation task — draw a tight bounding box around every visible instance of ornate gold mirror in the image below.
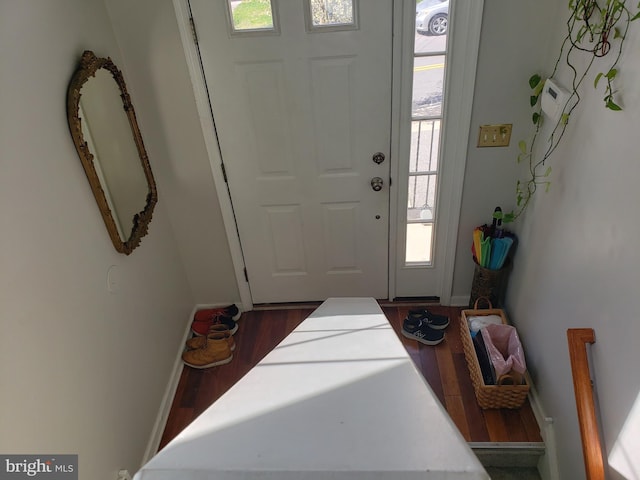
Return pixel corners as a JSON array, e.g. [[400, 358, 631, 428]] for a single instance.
[[67, 50, 157, 255]]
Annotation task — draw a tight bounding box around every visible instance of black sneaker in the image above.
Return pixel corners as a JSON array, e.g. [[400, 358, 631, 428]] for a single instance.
[[192, 309, 239, 336], [217, 304, 241, 321], [406, 309, 450, 330], [401, 317, 445, 345]]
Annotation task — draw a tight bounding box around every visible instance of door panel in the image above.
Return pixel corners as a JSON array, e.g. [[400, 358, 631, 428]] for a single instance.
[[190, 0, 392, 303], [323, 202, 360, 272], [310, 56, 356, 171], [238, 63, 293, 176], [264, 205, 307, 274]]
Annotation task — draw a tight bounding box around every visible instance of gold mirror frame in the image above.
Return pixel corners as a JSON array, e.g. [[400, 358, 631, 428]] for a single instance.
[[67, 50, 157, 255]]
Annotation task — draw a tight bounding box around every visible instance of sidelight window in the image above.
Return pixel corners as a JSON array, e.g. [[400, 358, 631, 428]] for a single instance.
[[405, 1, 448, 265]]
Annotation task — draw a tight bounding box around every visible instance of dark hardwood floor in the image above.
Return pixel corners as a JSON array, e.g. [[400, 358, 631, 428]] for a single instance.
[[159, 304, 542, 450]]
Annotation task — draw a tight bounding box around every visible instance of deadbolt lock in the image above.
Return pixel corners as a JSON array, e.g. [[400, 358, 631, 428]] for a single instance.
[[372, 152, 386, 164]]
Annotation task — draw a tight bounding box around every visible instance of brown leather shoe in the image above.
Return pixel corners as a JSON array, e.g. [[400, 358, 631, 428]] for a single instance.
[[182, 332, 233, 369], [186, 324, 235, 351]]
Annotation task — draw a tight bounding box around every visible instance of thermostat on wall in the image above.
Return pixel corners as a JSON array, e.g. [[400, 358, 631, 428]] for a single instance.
[[540, 78, 570, 124]]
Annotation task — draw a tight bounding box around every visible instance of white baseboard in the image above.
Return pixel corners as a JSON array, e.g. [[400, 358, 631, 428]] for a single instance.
[[140, 306, 195, 466], [449, 295, 471, 307], [527, 383, 560, 480], [140, 302, 244, 467]]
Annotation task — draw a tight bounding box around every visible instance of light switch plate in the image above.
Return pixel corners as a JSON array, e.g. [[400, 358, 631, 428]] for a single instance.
[[478, 124, 512, 147]]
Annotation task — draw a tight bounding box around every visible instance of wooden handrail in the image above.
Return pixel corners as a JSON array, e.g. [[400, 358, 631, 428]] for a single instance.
[[567, 328, 605, 480]]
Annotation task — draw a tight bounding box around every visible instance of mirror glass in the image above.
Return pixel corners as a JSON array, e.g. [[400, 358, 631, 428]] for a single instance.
[[67, 51, 157, 254]]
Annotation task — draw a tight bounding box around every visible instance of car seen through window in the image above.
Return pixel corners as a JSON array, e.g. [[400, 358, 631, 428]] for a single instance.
[[416, 0, 448, 36]]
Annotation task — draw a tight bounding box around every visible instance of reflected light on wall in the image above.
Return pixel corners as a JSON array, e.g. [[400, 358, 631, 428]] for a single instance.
[[609, 390, 640, 478]]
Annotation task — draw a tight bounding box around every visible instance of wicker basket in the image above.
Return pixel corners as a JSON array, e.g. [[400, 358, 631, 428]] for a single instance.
[[460, 298, 530, 409], [469, 260, 510, 308]]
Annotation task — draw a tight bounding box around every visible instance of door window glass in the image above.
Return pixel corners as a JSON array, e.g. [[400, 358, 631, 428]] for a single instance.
[[227, 0, 277, 34], [406, 223, 433, 263], [306, 0, 357, 31]]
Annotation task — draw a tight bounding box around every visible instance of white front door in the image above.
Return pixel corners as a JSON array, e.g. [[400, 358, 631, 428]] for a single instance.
[[190, 0, 393, 303]]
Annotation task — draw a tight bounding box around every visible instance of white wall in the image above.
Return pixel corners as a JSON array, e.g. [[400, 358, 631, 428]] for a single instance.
[[450, 0, 640, 476], [7, 0, 635, 476], [451, 0, 560, 300], [98, 0, 640, 476], [453, 2, 640, 477], [0, 1, 194, 477], [506, 20, 640, 480], [104, 0, 239, 305]]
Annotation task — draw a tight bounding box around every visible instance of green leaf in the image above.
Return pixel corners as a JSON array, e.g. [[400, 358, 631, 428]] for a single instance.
[[532, 112, 541, 125], [529, 74, 542, 89], [518, 140, 527, 153], [631, 11, 640, 21], [503, 212, 515, 224], [614, 27, 622, 39], [594, 72, 604, 88], [543, 166, 552, 177], [516, 194, 523, 206], [561, 113, 570, 125], [606, 99, 622, 110], [606, 68, 618, 79], [530, 95, 538, 107], [492, 211, 503, 220], [545, 182, 551, 193], [533, 80, 545, 97]]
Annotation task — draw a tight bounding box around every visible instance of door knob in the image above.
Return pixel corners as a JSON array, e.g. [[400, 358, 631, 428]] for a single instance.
[[371, 177, 384, 191], [372, 152, 386, 164]]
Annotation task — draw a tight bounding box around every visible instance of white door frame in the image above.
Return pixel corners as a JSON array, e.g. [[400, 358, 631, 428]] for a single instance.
[[173, 0, 254, 310], [173, 0, 483, 308], [389, 0, 483, 304], [435, 0, 484, 304]]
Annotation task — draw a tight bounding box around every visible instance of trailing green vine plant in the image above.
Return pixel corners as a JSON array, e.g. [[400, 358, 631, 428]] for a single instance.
[[504, 0, 640, 223]]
